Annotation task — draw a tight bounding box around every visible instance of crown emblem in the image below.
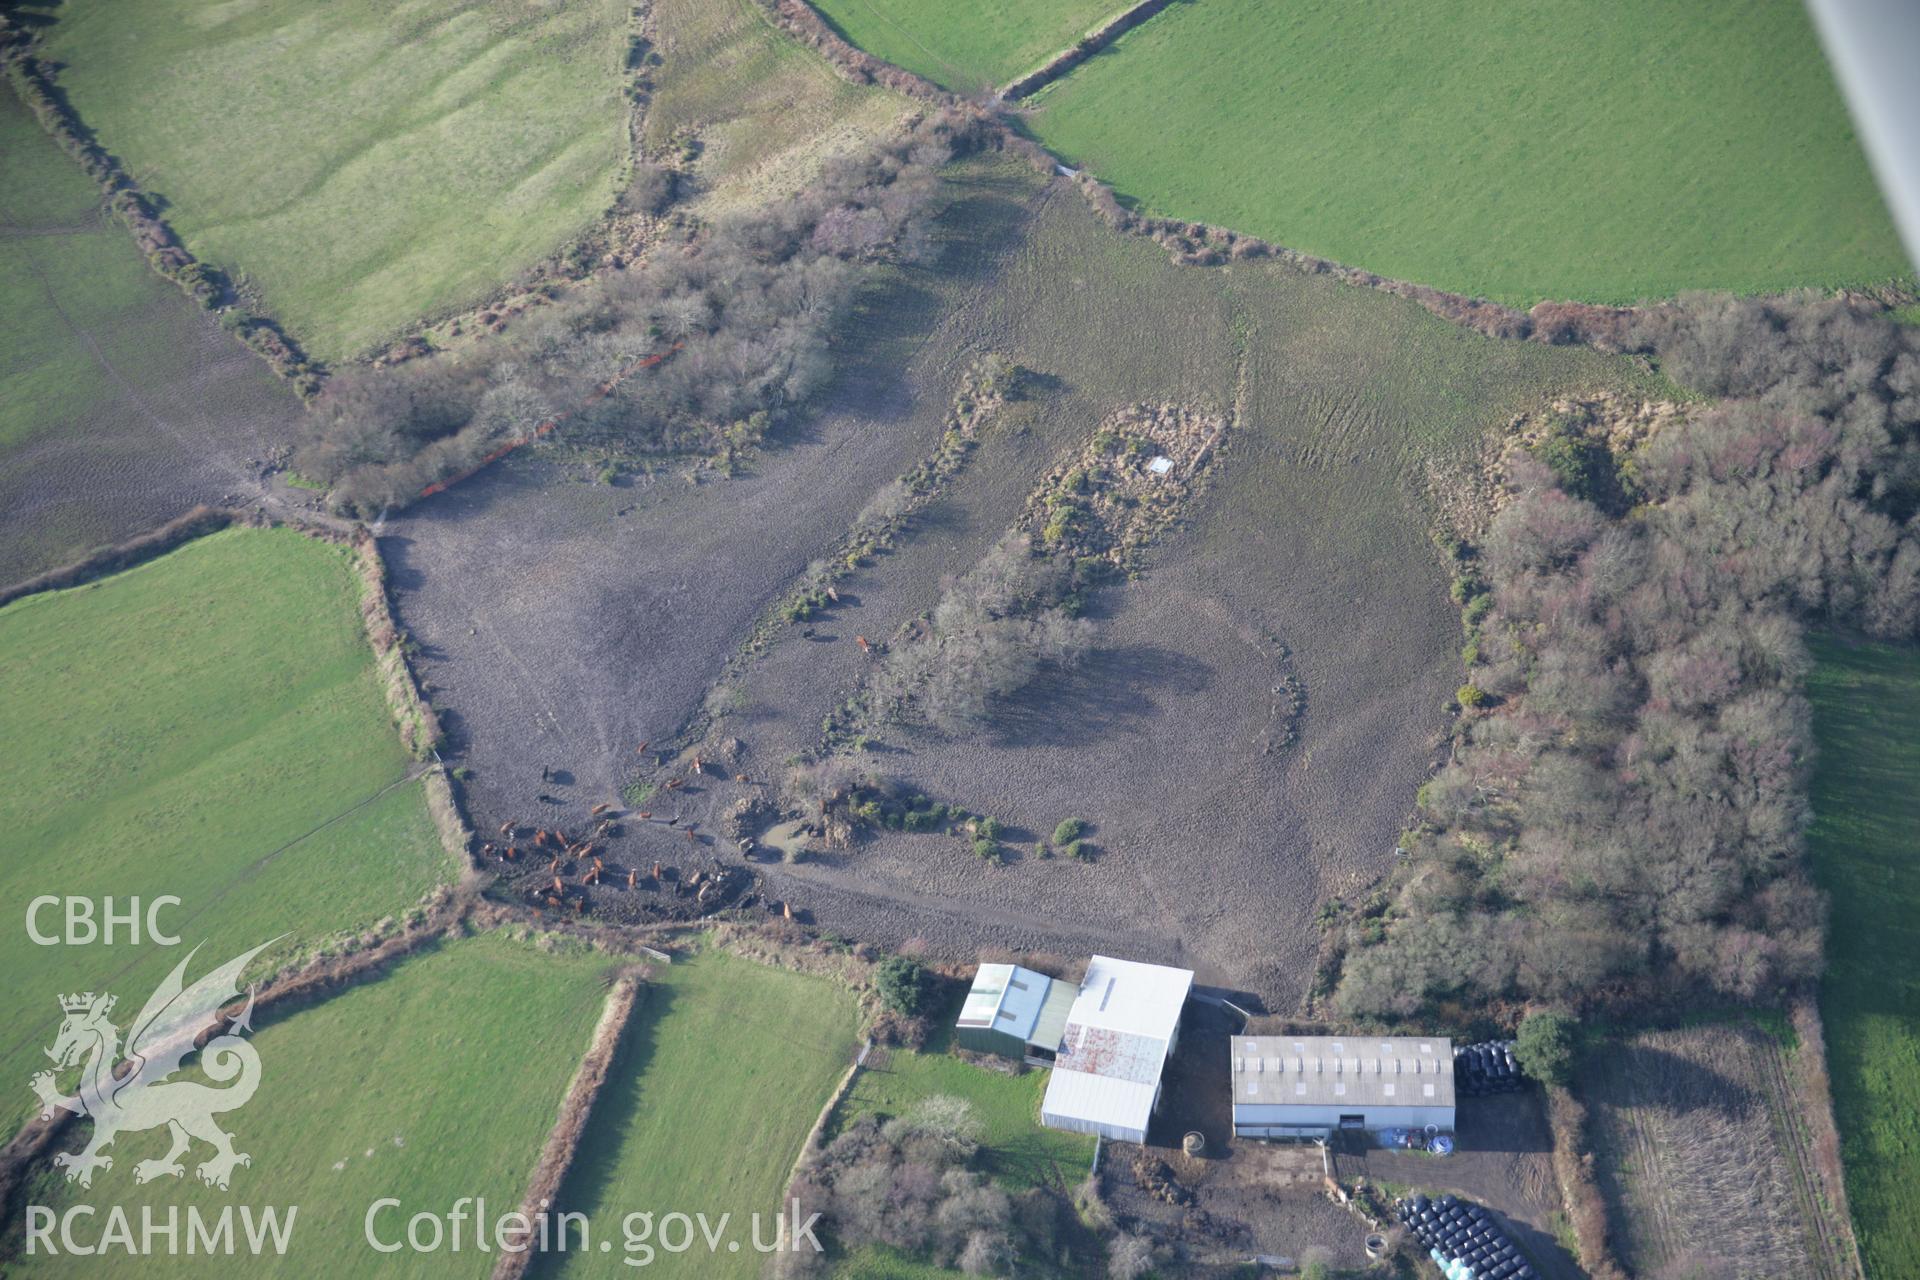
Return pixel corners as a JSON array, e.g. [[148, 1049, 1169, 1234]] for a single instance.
[[59, 992, 113, 1016]]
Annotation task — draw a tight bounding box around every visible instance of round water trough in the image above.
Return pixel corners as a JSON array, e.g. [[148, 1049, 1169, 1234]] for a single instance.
[[1364, 1232, 1388, 1259], [1182, 1130, 1206, 1157]]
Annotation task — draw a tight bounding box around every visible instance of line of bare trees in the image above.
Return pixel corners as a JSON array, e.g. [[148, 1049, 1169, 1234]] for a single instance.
[[294, 111, 991, 515], [1338, 293, 1920, 1018]]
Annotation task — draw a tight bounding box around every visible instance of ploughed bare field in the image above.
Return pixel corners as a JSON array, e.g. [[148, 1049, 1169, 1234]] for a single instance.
[[386, 159, 1648, 1005], [1582, 1022, 1852, 1280]]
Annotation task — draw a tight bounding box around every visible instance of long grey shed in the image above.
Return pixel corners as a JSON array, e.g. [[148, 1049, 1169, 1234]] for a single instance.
[[1231, 1034, 1456, 1138]]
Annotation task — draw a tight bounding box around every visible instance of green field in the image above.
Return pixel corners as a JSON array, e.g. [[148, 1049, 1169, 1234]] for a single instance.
[[809, 0, 1120, 93], [0, 528, 453, 1130], [13, 932, 618, 1277], [649, 0, 904, 216], [831, 1021, 1094, 1193], [1807, 637, 1920, 1280], [546, 948, 864, 1278], [1023, 0, 1908, 304], [35, 0, 631, 361]]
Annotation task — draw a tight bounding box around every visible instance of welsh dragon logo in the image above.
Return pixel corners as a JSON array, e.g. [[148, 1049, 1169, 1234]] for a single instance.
[[30, 940, 276, 1190]]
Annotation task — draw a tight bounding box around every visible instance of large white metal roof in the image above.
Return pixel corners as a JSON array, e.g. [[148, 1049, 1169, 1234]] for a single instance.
[[1041, 956, 1193, 1136]]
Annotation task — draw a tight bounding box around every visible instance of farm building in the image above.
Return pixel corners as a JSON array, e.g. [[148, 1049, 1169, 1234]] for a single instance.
[[1040, 955, 1194, 1144], [1231, 1034, 1455, 1139], [955, 964, 1078, 1064]]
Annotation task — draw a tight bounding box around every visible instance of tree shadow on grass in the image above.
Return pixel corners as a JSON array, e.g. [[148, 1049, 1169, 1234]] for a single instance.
[[989, 645, 1213, 747]]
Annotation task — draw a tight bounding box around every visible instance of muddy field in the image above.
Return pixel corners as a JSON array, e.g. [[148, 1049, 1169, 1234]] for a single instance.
[[0, 336, 300, 586], [383, 156, 1652, 1001], [1583, 1022, 1855, 1280], [0, 97, 304, 586]]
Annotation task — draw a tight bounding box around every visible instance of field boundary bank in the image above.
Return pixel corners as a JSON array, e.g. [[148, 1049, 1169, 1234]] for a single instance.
[[749, 0, 961, 104], [1545, 1085, 1631, 1280], [998, 0, 1180, 101], [1785, 1001, 1868, 1278], [0, 505, 246, 608], [491, 970, 647, 1280], [0, 903, 475, 1238], [780, 1036, 872, 1201], [347, 528, 447, 762], [0, 22, 319, 391]]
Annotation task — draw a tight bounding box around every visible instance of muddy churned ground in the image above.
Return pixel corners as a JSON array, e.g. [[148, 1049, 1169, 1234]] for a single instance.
[[388, 157, 1652, 1004]]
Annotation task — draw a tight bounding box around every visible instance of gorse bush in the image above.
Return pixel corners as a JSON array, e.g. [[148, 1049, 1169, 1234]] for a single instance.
[[1339, 294, 1920, 1018], [875, 955, 933, 1016], [1515, 1009, 1578, 1087]]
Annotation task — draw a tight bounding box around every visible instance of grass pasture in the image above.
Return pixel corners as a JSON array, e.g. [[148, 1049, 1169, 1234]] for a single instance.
[[12, 932, 618, 1277], [544, 948, 864, 1278], [648, 0, 905, 216], [1807, 637, 1920, 1279], [1580, 1021, 1848, 1279], [1023, 0, 1908, 304], [0, 527, 453, 1131], [32, 0, 632, 361], [808, 0, 1122, 93]]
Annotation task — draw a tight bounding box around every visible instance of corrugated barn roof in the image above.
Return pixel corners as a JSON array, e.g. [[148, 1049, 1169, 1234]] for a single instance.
[[1232, 1034, 1456, 1111]]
